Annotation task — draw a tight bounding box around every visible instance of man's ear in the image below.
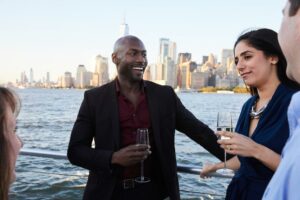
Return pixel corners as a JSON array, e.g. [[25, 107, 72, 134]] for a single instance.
[[112, 53, 119, 65]]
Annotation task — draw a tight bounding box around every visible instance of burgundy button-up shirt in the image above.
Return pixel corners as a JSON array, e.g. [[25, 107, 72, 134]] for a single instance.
[[116, 79, 152, 179]]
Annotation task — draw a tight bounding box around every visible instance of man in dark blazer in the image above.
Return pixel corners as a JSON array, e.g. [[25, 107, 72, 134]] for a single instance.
[[68, 35, 225, 200]]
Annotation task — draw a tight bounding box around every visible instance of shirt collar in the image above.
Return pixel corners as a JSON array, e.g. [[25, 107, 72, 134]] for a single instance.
[[115, 77, 146, 94]]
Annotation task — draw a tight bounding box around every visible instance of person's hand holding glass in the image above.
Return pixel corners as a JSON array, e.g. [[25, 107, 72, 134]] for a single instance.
[[216, 112, 235, 175], [200, 112, 236, 178], [135, 128, 151, 183]]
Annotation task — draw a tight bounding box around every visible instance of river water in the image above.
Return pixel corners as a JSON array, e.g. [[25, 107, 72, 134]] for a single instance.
[[10, 88, 249, 200]]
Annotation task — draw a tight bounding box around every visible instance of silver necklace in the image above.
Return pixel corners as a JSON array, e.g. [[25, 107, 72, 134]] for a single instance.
[[250, 100, 268, 119]]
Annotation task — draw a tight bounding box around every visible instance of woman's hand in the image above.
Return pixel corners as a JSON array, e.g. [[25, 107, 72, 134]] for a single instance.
[[217, 131, 261, 158], [200, 163, 219, 178]]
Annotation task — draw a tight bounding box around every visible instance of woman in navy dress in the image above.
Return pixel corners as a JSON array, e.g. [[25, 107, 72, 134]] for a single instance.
[[200, 28, 300, 199]]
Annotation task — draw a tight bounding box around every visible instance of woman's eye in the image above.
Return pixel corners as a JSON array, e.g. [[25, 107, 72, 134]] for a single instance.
[[244, 55, 251, 60]]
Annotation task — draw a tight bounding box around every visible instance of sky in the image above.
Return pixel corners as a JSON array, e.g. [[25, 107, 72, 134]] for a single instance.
[[0, 0, 286, 84]]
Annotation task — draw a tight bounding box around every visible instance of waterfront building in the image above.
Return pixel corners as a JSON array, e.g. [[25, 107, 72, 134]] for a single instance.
[[191, 71, 209, 89], [156, 63, 164, 81], [165, 57, 176, 87], [143, 65, 151, 81], [76, 65, 88, 88], [221, 49, 233, 68], [177, 53, 192, 64], [155, 38, 177, 87], [202, 55, 208, 65], [20, 71, 28, 86], [177, 53, 192, 89], [158, 38, 170, 64], [30, 68, 34, 84], [179, 61, 197, 89], [62, 72, 73, 88], [119, 17, 129, 37], [95, 55, 109, 86], [215, 75, 231, 88], [45, 72, 51, 88], [147, 63, 156, 81], [46, 72, 50, 84], [91, 73, 99, 87]]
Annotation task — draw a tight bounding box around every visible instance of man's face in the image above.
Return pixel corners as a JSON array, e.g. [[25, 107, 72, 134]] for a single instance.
[[113, 39, 148, 83], [279, 0, 300, 82]]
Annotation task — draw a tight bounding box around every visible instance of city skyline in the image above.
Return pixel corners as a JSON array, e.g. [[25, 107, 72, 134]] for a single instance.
[[0, 0, 286, 84]]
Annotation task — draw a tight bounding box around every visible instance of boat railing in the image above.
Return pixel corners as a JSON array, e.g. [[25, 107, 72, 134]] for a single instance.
[[20, 148, 233, 178], [17, 148, 232, 198]]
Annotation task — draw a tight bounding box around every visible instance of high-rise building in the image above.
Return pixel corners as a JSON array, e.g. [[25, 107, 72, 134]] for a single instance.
[[179, 61, 197, 89], [221, 49, 233, 68], [158, 38, 177, 64], [30, 68, 34, 83], [158, 38, 170, 64], [62, 72, 73, 88], [191, 71, 209, 89], [177, 53, 192, 64], [177, 53, 192, 89], [46, 72, 50, 83], [165, 58, 176, 87], [202, 56, 209, 65], [21, 71, 28, 85], [156, 38, 177, 86], [92, 73, 100, 87], [143, 66, 151, 81], [95, 55, 109, 86], [76, 65, 91, 88], [207, 53, 216, 67], [119, 17, 129, 37]]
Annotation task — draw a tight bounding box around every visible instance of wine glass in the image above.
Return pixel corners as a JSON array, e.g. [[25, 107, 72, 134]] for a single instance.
[[135, 128, 151, 183], [216, 112, 235, 175]]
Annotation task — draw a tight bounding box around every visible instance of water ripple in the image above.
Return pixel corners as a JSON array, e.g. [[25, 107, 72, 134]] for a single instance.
[[10, 89, 248, 199]]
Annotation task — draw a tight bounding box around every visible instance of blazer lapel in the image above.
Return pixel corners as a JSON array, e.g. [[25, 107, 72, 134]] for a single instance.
[[145, 82, 162, 153], [107, 81, 120, 149]]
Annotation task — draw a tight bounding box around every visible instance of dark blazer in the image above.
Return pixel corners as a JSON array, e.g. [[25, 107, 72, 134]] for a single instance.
[[68, 80, 224, 200]]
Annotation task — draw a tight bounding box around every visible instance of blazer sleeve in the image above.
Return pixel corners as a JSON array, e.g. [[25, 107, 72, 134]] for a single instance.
[[67, 91, 114, 174], [172, 89, 228, 161]]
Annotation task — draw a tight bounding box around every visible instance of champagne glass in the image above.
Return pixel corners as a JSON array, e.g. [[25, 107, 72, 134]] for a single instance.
[[216, 112, 235, 175], [135, 128, 151, 183]]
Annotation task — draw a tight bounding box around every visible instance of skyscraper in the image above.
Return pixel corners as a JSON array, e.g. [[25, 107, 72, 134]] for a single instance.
[[95, 55, 109, 86], [177, 53, 192, 64], [158, 38, 177, 64], [76, 65, 89, 88], [158, 38, 170, 64], [155, 38, 177, 86], [63, 72, 73, 88], [177, 53, 192, 89], [46, 72, 50, 83], [30, 68, 34, 83], [21, 71, 28, 85], [221, 49, 233, 68], [119, 17, 129, 37]]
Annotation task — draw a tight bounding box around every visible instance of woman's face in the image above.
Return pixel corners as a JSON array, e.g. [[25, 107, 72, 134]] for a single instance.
[[234, 41, 277, 88], [6, 105, 22, 182]]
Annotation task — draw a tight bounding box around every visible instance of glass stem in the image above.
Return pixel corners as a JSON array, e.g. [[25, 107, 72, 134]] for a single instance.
[[140, 161, 144, 181], [224, 151, 227, 169]]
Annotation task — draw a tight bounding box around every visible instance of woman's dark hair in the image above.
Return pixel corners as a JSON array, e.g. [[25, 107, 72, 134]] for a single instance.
[[0, 87, 20, 200], [234, 28, 300, 96], [289, 0, 300, 16]]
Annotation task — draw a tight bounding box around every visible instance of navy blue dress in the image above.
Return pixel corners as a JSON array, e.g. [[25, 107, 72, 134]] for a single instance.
[[225, 84, 297, 200]]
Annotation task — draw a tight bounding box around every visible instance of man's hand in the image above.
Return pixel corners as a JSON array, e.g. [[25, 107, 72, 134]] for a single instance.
[[111, 144, 151, 167]]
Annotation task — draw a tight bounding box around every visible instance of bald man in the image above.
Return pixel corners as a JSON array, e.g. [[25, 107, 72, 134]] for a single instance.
[[68, 35, 225, 200]]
